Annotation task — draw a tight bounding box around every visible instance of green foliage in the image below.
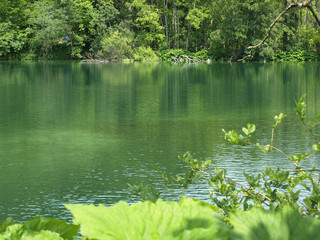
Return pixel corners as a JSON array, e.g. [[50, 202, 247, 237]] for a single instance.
[[222, 123, 256, 145], [0, 22, 26, 59], [130, 94, 320, 219], [272, 50, 320, 62], [193, 50, 210, 60], [230, 206, 320, 240], [158, 49, 190, 62], [3, 199, 320, 240], [128, 183, 160, 202], [65, 197, 227, 240], [98, 30, 134, 61], [158, 49, 208, 62], [127, 0, 164, 49], [129, 152, 212, 201], [0, 216, 79, 240], [1, 0, 320, 61], [27, 0, 68, 59], [133, 46, 159, 62], [185, 8, 209, 30]]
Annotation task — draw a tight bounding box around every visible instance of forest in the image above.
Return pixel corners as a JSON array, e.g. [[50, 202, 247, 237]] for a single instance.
[[1, 0, 320, 61]]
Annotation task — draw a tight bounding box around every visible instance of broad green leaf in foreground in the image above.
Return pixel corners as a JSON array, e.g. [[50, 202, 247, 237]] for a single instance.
[[0, 218, 15, 233], [230, 206, 320, 240], [24, 216, 79, 240], [0, 224, 63, 240], [65, 197, 230, 240], [0, 216, 78, 240]]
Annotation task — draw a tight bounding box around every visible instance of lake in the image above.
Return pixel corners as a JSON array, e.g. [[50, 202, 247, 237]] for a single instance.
[[0, 61, 319, 222]]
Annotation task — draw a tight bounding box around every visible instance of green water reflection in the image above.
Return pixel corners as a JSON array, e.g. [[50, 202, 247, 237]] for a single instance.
[[0, 62, 319, 221]]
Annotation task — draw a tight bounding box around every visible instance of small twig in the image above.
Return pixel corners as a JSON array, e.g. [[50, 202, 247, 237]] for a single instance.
[[270, 127, 275, 147], [300, 118, 320, 144], [250, 143, 294, 165], [242, 188, 268, 205]]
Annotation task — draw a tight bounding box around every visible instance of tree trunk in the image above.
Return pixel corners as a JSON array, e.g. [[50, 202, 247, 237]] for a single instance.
[[283, 0, 288, 51], [164, 0, 169, 48], [185, 0, 191, 50], [172, 0, 178, 48]]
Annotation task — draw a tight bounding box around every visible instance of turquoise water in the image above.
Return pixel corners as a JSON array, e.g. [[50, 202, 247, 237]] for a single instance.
[[0, 62, 319, 221]]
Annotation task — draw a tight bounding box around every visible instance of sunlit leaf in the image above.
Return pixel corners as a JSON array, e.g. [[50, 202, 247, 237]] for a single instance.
[[0, 218, 15, 233], [24, 216, 79, 240], [230, 206, 320, 240], [66, 197, 229, 240], [0, 224, 63, 240]]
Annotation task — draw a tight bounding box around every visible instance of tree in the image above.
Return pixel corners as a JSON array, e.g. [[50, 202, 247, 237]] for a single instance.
[[27, 0, 68, 59], [126, 0, 165, 49], [240, 0, 320, 61], [0, 22, 26, 58], [98, 29, 134, 61]]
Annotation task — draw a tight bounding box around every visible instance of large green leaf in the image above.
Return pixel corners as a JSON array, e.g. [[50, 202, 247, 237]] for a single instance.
[[230, 206, 320, 240], [65, 197, 230, 240], [0, 224, 62, 240], [0, 218, 15, 233], [24, 216, 79, 240]]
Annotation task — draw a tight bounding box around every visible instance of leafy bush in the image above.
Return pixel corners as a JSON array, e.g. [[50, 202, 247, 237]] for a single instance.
[[157, 49, 209, 63], [98, 30, 134, 61], [0, 22, 26, 59], [133, 46, 159, 62], [193, 50, 209, 60], [272, 50, 320, 62], [157, 49, 189, 62]]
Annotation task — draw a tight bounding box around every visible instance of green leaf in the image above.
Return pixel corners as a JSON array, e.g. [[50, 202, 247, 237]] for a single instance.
[[230, 206, 320, 240], [312, 144, 320, 152], [256, 143, 272, 153], [0, 218, 15, 233], [242, 127, 249, 136], [273, 113, 286, 127], [295, 94, 307, 119], [242, 124, 256, 136], [247, 124, 256, 134], [65, 197, 229, 240], [24, 216, 79, 240], [0, 224, 63, 240], [316, 113, 320, 124]]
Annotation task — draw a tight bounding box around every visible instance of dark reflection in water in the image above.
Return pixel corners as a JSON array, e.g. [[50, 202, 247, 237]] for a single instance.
[[0, 62, 319, 221]]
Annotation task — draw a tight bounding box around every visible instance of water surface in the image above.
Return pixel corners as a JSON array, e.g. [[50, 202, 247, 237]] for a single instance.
[[0, 62, 319, 221]]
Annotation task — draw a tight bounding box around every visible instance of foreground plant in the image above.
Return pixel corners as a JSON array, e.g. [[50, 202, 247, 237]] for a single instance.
[[1, 198, 320, 240]]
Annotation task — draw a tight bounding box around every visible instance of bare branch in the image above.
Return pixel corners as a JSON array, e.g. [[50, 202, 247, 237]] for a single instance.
[[238, 0, 318, 62], [247, 3, 298, 50], [237, 54, 252, 62], [306, 5, 320, 32]]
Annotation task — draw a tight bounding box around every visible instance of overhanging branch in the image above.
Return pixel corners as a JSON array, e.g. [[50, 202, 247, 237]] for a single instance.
[[238, 0, 320, 62]]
